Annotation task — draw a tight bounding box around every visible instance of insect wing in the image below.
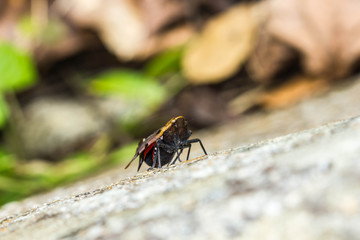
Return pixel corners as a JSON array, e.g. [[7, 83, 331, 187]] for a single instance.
[[124, 152, 139, 169], [124, 129, 161, 169]]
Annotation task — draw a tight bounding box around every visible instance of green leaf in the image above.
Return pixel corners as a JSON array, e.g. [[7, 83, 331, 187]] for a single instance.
[[145, 46, 183, 77], [0, 42, 37, 92], [0, 94, 8, 129], [87, 68, 190, 133], [89, 69, 166, 99], [88, 69, 168, 128], [0, 148, 15, 174], [90, 69, 167, 109]]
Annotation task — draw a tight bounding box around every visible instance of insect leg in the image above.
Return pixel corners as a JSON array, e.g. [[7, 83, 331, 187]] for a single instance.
[[170, 148, 183, 165], [177, 150, 183, 162], [137, 157, 144, 172], [186, 138, 207, 155], [167, 146, 178, 167], [156, 141, 162, 168], [151, 143, 158, 169], [186, 144, 192, 160]]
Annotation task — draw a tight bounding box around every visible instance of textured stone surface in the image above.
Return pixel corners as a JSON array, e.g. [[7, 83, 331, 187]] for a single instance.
[[1, 115, 360, 239], [2, 79, 360, 239]]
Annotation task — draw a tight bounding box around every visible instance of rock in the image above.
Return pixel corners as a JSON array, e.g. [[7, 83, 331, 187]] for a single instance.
[[13, 97, 107, 160], [1, 113, 360, 239]]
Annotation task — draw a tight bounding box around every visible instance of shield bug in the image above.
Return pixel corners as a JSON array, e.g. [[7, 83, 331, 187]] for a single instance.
[[125, 116, 207, 171]]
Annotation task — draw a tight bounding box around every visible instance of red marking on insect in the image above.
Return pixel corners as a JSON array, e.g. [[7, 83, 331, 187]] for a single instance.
[[125, 116, 207, 171], [143, 142, 155, 158]]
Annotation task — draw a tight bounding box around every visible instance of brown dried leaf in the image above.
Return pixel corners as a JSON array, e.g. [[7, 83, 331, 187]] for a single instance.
[[260, 76, 329, 110], [247, 30, 298, 83], [0, 1, 96, 65], [228, 76, 329, 114], [266, 0, 360, 80], [55, 0, 148, 60], [55, 0, 193, 60], [139, 0, 185, 34], [0, 0, 29, 45], [142, 24, 194, 57], [182, 3, 266, 84]]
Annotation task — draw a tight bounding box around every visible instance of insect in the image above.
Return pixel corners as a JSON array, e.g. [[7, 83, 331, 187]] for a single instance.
[[125, 116, 207, 171]]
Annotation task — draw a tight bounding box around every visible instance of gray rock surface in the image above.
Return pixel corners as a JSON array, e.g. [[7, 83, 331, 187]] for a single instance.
[[3, 79, 360, 239], [16, 97, 107, 159], [1, 114, 360, 239]]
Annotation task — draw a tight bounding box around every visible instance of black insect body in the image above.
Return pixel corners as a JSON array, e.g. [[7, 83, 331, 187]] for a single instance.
[[125, 116, 207, 171]]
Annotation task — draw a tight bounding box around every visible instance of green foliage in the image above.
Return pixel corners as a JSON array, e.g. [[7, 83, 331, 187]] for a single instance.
[[0, 95, 9, 129], [0, 42, 37, 130], [18, 15, 66, 44], [89, 69, 166, 99], [0, 42, 38, 204], [0, 42, 37, 92], [145, 46, 183, 77], [88, 69, 168, 129], [0, 148, 14, 175], [0, 142, 136, 206]]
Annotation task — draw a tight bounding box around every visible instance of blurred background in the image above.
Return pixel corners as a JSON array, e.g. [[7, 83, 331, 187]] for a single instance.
[[1, 0, 360, 206]]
